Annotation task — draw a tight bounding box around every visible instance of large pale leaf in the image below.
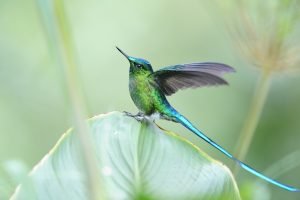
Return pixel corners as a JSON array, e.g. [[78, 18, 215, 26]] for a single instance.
[[11, 111, 240, 200]]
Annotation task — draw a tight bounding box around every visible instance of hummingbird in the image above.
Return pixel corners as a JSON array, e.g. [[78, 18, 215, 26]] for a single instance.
[[116, 47, 299, 192]]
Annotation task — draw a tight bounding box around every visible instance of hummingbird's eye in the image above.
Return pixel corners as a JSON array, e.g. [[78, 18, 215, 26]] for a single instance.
[[136, 64, 142, 68]]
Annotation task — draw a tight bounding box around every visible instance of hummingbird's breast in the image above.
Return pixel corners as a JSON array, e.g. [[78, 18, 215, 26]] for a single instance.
[[129, 72, 167, 115]]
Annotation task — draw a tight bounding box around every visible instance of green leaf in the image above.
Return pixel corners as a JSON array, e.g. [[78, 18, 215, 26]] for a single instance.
[[11, 111, 240, 200]]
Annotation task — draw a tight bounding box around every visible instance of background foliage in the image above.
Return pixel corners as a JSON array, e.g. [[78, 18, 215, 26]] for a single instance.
[[0, 0, 299, 199]]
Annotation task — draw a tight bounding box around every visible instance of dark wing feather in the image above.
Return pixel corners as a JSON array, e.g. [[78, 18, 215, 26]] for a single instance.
[[151, 62, 235, 96]]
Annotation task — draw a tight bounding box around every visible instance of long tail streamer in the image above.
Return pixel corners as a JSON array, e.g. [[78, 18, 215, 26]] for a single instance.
[[172, 110, 299, 192]]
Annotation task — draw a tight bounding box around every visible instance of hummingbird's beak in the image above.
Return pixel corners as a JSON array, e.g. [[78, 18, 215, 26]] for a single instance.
[[116, 46, 130, 60]]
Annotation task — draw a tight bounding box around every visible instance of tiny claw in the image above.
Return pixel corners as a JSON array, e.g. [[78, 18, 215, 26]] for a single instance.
[[123, 111, 145, 122], [123, 111, 134, 116]]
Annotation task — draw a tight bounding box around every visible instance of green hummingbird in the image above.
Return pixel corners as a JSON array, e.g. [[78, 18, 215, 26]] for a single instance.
[[117, 47, 299, 192]]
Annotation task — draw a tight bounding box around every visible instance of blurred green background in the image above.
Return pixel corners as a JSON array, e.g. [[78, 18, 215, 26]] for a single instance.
[[0, 0, 299, 199]]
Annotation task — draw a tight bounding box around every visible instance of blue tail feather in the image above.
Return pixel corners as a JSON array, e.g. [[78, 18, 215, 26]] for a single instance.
[[171, 110, 299, 192]]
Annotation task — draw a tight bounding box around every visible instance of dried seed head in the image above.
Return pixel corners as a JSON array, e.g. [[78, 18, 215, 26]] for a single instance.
[[230, 0, 300, 73]]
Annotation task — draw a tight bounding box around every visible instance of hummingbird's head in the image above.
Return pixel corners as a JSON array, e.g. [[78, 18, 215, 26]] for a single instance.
[[116, 47, 153, 73]]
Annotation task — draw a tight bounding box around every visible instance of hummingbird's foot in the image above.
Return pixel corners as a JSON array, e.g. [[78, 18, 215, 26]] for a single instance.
[[123, 111, 145, 122]]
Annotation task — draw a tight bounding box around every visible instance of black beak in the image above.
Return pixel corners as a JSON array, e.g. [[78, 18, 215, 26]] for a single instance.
[[116, 46, 130, 60]]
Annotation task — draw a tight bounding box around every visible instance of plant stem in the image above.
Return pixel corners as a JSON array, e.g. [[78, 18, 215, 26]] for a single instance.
[[37, 1, 105, 199], [233, 70, 272, 175]]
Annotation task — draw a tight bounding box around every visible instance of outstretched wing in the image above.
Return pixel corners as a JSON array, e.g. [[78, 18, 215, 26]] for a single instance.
[[150, 62, 235, 96]]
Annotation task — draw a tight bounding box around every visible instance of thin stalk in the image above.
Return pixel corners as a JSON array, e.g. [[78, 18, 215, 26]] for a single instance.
[[37, 1, 105, 199], [233, 70, 272, 175]]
